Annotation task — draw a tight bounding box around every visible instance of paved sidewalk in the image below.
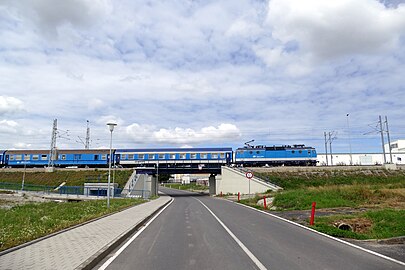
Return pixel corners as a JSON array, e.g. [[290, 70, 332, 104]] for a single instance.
[[0, 196, 172, 270]]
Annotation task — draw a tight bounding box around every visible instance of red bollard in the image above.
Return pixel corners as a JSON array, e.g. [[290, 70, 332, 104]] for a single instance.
[[238, 192, 240, 202], [263, 196, 267, 209], [310, 202, 316, 226]]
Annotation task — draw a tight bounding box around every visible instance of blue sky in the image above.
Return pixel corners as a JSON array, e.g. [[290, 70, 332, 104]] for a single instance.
[[0, 0, 405, 153]]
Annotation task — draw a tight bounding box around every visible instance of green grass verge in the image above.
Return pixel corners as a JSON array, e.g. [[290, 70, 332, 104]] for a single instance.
[[273, 185, 405, 210], [313, 209, 405, 240], [256, 169, 405, 190], [0, 198, 144, 251], [0, 170, 133, 188]]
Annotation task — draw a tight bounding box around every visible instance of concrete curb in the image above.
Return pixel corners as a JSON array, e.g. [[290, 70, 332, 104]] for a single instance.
[[78, 197, 173, 270]]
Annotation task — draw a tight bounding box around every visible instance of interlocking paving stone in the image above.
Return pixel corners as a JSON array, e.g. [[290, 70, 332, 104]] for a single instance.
[[0, 197, 171, 270]]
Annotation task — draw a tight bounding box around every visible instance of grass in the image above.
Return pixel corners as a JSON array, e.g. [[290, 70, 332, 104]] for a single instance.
[[256, 169, 405, 190], [0, 198, 144, 251], [272, 185, 405, 210], [313, 209, 405, 240], [0, 170, 134, 188]]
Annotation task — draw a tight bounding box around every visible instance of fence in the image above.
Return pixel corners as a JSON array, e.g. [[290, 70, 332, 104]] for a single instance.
[[0, 182, 150, 198]]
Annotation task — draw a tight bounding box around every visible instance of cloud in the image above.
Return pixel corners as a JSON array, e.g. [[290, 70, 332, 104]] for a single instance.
[[12, 142, 32, 149], [0, 119, 19, 133], [3, 0, 111, 37], [126, 123, 241, 145], [0, 96, 24, 115], [263, 0, 405, 63]]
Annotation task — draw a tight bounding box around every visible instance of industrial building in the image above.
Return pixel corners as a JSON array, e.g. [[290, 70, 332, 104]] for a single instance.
[[317, 140, 405, 166]]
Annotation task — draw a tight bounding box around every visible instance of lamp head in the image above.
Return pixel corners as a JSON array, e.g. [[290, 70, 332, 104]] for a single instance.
[[106, 122, 117, 132]]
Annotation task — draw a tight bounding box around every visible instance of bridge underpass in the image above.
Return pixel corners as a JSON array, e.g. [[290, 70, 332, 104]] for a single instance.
[[124, 162, 281, 197]]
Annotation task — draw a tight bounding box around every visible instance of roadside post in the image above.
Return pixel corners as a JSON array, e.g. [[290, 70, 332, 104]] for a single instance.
[[263, 196, 267, 209], [245, 171, 254, 197], [310, 202, 316, 226], [238, 192, 240, 202]]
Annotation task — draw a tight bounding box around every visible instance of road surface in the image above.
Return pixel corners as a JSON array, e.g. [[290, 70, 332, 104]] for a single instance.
[[97, 187, 404, 270]]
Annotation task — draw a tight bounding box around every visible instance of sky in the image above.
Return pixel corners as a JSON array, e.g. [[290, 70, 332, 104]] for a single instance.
[[0, 0, 405, 153]]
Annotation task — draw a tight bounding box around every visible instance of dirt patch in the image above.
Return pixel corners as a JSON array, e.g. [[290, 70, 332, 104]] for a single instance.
[[0, 192, 48, 209]]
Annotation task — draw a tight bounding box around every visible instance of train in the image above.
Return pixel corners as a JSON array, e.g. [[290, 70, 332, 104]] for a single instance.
[[0, 144, 317, 169]]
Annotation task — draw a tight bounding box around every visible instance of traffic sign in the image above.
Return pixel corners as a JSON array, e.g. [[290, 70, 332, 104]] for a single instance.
[[245, 171, 254, 179]]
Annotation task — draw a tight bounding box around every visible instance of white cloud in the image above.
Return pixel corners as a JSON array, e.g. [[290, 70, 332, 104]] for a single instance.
[[12, 142, 32, 149], [0, 96, 24, 115], [126, 123, 241, 145], [265, 0, 405, 61], [0, 119, 19, 133]]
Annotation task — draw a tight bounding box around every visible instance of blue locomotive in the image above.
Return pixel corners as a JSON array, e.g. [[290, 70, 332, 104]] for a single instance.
[[234, 144, 317, 166]]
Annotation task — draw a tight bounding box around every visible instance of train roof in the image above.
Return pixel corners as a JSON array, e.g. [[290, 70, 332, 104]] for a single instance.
[[236, 144, 315, 151], [116, 147, 233, 153], [5, 149, 110, 154]]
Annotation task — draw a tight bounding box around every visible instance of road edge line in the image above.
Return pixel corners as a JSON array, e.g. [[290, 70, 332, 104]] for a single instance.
[[95, 198, 174, 270], [231, 200, 405, 266]]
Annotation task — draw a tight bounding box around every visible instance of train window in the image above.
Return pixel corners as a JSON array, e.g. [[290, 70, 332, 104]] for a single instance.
[[9, 155, 14, 161], [190, 153, 197, 159], [41, 155, 47, 160], [32, 155, 39, 160], [308, 150, 311, 154], [148, 154, 155, 159], [201, 153, 207, 159], [256, 151, 260, 154], [237, 151, 244, 155], [179, 153, 186, 159], [211, 153, 218, 159], [299, 150, 302, 154], [101, 155, 107, 160], [95, 155, 99, 160], [16, 155, 22, 160], [292, 150, 295, 154], [24, 155, 30, 160], [158, 154, 165, 159], [169, 154, 176, 159], [138, 154, 144, 159], [220, 153, 225, 158], [60, 155, 66, 160], [127, 154, 133, 160], [249, 151, 253, 154]]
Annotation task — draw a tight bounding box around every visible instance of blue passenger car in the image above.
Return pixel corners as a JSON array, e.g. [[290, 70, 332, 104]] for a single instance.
[[5, 150, 49, 167], [235, 144, 317, 166], [116, 147, 232, 171], [55, 150, 112, 167], [5, 149, 114, 168]]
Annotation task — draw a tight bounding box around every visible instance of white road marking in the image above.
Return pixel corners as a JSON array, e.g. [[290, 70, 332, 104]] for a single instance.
[[196, 198, 268, 270], [98, 198, 174, 270], [234, 200, 405, 267]]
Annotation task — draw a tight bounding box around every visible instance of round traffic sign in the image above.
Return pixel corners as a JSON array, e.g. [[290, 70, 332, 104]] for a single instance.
[[245, 171, 254, 179]]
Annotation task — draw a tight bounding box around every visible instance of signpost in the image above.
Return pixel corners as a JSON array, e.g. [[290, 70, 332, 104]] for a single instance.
[[245, 171, 253, 196]]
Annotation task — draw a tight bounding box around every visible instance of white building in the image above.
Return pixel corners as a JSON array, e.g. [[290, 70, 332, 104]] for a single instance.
[[317, 140, 405, 166]]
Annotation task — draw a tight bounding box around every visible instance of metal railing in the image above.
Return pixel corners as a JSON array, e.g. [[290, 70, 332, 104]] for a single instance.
[[0, 182, 151, 198]]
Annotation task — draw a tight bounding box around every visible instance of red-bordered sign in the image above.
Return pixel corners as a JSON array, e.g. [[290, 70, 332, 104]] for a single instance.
[[245, 171, 254, 179]]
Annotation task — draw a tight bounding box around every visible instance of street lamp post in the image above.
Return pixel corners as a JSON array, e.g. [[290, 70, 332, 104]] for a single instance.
[[346, 114, 353, 165], [107, 122, 117, 208]]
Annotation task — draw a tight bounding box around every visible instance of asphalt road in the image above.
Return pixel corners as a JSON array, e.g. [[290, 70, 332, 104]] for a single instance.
[[98, 187, 404, 270]]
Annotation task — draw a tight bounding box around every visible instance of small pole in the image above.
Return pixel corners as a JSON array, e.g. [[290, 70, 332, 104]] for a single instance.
[[21, 162, 26, 191], [220, 191, 223, 197], [238, 192, 240, 202], [263, 196, 267, 209], [310, 202, 316, 226]]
